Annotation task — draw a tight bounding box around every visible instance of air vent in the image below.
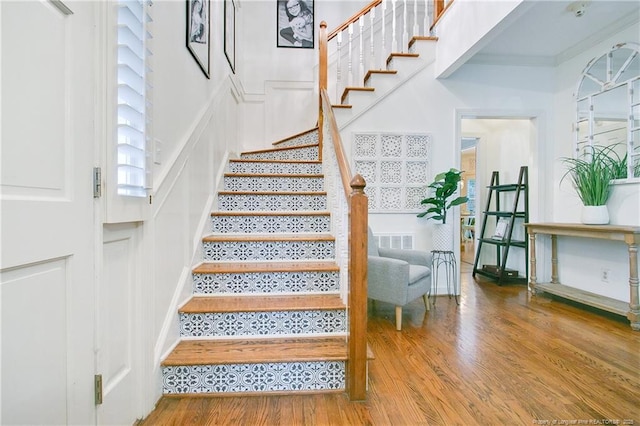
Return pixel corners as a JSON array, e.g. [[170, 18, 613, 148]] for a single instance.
[[373, 233, 414, 250]]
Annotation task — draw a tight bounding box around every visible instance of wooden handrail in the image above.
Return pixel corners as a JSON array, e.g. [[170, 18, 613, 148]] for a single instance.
[[328, 0, 382, 41], [320, 90, 352, 199]]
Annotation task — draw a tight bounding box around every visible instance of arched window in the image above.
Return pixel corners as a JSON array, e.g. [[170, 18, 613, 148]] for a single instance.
[[575, 42, 640, 179]]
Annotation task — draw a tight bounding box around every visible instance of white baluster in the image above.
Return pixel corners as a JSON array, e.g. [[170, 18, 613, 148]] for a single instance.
[[381, 0, 387, 69], [413, 0, 419, 37], [348, 23, 354, 87], [402, 0, 408, 53], [336, 31, 342, 103], [423, 0, 430, 36], [359, 15, 364, 85], [391, 0, 397, 53], [370, 7, 376, 79]]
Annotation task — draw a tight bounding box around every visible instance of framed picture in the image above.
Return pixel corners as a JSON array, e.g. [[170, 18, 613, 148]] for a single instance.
[[224, 0, 236, 73], [277, 0, 314, 48], [186, 0, 210, 78]]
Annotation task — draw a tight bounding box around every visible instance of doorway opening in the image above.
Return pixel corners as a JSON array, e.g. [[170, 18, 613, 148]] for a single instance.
[[459, 116, 538, 271]]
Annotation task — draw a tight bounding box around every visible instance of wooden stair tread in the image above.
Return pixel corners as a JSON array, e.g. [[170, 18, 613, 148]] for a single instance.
[[240, 143, 318, 156], [202, 233, 334, 242], [224, 173, 324, 178], [180, 294, 345, 313], [218, 191, 326, 196], [409, 35, 438, 45], [211, 211, 330, 217], [229, 159, 321, 164], [364, 69, 398, 79], [341, 87, 375, 104], [386, 52, 419, 66], [162, 337, 348, 366], [271, 127, 319, 146], [193, 260, 340, 274]]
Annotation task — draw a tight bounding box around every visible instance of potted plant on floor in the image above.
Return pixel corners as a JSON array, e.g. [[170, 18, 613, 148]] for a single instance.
[[417, 168, 469, 251], [560, 145, 617, 224]]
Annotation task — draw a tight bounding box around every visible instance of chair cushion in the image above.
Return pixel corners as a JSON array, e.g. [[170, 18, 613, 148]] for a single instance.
[[408, 264, 431, 284]]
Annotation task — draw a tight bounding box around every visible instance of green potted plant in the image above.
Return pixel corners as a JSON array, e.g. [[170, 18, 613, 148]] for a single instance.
[[417, 168, 468, 250], [560, 145, 617, 224]]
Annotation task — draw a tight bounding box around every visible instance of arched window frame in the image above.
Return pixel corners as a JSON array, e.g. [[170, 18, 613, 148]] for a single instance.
[[574, 42, 640, 180]]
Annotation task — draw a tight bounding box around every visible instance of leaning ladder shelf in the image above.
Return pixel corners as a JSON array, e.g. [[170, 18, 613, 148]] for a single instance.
[[472, 166, 529, 285]]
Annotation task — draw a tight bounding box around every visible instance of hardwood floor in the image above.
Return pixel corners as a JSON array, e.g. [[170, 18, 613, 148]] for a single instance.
[[139, 263, 640, 425]]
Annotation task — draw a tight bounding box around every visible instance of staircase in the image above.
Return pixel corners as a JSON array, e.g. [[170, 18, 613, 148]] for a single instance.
[[161, 129, 352, 395]]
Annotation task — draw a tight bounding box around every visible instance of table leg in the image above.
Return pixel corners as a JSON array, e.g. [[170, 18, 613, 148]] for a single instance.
[[529, 231, 537, 294], [627, 242, 639, 331], [551, 235, 558, 284]]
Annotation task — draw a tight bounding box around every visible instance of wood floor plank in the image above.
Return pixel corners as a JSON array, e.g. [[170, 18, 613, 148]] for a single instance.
[[139, 264, 640, 425]]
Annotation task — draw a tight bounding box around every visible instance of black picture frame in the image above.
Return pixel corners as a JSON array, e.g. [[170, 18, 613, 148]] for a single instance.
[[224, 0, 236, 73], [186, 0, 210, 78], [277, 0, 314, 49]]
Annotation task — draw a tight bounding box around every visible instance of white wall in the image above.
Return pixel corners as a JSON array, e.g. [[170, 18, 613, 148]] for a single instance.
[[97, 0, 241, 420], [344, 60, 554, 251], [237, 0, 369, 147], [544, 20, 640, 303]]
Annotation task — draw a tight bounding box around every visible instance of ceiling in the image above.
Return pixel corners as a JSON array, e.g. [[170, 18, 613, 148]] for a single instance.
[[468, 0, 640, 65]]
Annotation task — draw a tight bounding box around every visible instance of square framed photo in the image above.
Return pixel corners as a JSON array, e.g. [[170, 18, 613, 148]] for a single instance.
[[187, 0, 210, 78], [277, 0, 314, 48], [224, 0, 236, 73]]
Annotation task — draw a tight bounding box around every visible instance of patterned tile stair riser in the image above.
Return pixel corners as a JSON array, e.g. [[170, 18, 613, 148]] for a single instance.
[[211, 213, 331, 234], [161, 132, 350, 396], [228, 160, 322, 175], [217, 193, 327, 212], [223, 175, 324, 192], [269, 129, 319, 149], [240, 145, 319, 161], [193, 270, 340, 294], [179, 309, 347, 337], [162, 361, 345, 395], [202, 239, 336, 262]]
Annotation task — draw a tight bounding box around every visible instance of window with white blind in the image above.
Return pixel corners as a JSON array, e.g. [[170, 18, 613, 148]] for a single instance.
[[117, 0, 152, 197]]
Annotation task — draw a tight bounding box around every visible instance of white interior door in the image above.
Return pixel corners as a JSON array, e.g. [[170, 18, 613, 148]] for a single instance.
[[0, 1, 96, 424]]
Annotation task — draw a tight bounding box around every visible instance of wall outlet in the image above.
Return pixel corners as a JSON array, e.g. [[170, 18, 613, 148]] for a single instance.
[[601, 268, 611, 283]]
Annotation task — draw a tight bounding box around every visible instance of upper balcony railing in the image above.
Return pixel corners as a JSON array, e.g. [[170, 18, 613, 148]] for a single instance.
[[321, 0, 447, 106]]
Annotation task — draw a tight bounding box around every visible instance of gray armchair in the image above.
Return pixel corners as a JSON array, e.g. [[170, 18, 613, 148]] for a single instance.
[[368, 227, 432, 330]]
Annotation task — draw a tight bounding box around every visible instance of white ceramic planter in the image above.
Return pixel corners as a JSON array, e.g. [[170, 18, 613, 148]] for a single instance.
[[432, 222, 454, 251], [581, 205, 610, 225]]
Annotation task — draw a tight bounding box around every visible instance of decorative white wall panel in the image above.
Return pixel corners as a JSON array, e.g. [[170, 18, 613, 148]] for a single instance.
[[1, 259, 68, 425], [352, 133, 431, 213]]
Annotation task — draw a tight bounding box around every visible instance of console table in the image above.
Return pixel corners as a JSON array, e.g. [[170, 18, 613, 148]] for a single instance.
[[525, 223, 639, 331]]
